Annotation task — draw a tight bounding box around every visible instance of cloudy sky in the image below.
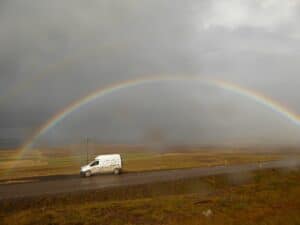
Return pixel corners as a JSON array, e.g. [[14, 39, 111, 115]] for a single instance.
[[1, 0, 300, 147]]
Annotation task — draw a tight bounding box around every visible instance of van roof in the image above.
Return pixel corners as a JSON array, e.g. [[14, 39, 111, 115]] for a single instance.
[[95, 154, 121, 160]]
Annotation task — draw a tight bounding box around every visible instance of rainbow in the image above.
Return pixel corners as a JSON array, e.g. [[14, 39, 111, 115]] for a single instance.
[[19, 75, 300, 159]]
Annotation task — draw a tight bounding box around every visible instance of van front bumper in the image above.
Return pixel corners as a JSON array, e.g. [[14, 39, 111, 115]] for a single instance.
[[80, 171, 86, 176]]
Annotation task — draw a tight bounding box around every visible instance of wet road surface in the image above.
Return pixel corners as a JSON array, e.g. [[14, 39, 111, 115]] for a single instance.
[[0, 160, 298, 200]]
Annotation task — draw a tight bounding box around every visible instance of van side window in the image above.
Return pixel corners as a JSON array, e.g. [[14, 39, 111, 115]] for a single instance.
[[90, 161, 99, 167]]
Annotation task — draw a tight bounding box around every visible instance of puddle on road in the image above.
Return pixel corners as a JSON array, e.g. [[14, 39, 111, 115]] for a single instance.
[[0, 179, 39, 185]]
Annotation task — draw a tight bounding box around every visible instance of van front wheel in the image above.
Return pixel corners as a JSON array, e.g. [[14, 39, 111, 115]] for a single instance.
[[114, 168, 120, 175], [85, 170, 91, 177]]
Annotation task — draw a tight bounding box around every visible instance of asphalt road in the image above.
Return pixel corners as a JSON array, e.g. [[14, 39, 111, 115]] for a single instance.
[[0, 160, 298, 200]]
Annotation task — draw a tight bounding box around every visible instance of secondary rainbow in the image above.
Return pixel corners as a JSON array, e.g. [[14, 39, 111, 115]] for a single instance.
[[20, 75, 300, 158]]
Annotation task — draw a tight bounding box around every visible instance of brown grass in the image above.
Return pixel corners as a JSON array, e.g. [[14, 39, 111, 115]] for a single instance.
[[1, 168, 300, 225], [1, 146, 295, 181]]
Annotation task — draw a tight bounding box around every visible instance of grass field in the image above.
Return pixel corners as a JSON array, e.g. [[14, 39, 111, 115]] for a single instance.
[[0, 145, 296, 181], [1, 168, 300, 225]]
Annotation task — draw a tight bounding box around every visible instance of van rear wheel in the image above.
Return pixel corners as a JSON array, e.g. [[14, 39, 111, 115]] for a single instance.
[[114, 168, 120, 175]]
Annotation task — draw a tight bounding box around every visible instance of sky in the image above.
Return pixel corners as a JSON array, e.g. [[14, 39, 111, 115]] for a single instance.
[[1, 0, 300, 148]]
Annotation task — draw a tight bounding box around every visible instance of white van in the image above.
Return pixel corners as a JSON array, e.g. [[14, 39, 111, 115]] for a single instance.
[[80, 154, 122, 177]]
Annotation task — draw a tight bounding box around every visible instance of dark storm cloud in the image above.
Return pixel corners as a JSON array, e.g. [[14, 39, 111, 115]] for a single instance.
[[1, 0, 300, 146]]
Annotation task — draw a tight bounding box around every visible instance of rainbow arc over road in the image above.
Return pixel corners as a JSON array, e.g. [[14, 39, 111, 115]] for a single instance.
[[19, 75, 300, 159]]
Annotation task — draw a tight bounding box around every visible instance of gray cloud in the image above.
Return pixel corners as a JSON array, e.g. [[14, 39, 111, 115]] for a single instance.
[[1, 0, 300, 147]]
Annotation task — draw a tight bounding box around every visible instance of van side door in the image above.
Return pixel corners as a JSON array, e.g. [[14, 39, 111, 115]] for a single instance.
[[98, 159, 106, 173], [98, 159, 112, 173]]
